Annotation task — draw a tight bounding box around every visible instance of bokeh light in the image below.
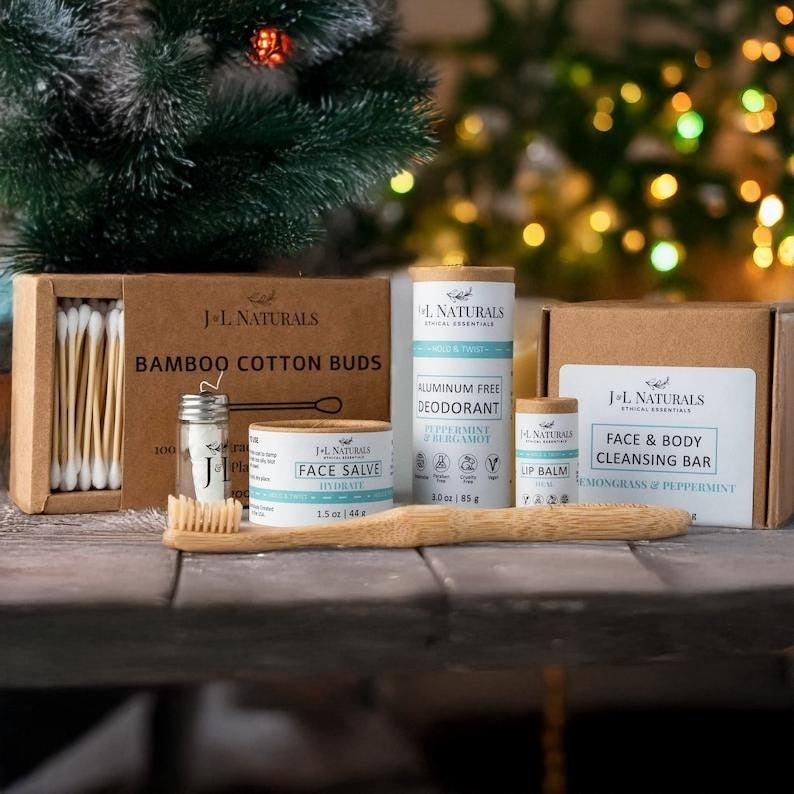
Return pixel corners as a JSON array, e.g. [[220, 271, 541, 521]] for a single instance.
[[390, 170, 414, 193], [677, 111, 704, 139], [753, 247, 774, 268], [758, 195, 785, 226], [778, 236, 794, 266], [650, 241, 680, 271], [741, 88, 765, 112], [650, 173, 679, 201], [671, 92, 692, 112], [522, 222, 546, 247], [739, 180, 762, 202], [622, 229, 646, 253], [620, 82, 642, 103]]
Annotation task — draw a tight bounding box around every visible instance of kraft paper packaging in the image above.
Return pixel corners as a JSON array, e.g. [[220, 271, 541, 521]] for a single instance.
[[11, 274, 390, 514], [538, 301, 794, 528]]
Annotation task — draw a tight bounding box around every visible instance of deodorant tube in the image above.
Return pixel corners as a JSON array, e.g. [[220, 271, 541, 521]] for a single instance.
[[411, 266, 514, 508]]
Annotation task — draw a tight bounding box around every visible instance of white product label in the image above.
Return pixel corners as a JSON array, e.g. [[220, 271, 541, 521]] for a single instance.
[[248, 429, 393, 527], [515, 412, 578, 506], [559, 364, 756, 527], [413, 280, 514, 508], [188, 423, 229, 503]]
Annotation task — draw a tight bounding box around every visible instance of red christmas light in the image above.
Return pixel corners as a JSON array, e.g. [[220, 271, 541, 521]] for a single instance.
[[248, 26, 293, 67]]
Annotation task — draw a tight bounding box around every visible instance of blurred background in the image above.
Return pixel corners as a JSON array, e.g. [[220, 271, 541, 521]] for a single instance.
[[323, 0, 794, 303]]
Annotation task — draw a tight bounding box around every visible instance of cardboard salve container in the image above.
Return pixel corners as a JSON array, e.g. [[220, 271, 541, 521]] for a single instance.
[[538, 301, 794, 528], [11, 274, 391, 514]]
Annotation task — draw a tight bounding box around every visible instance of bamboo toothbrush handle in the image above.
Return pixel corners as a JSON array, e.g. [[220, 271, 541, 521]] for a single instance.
[[163, 503, 690, 553]]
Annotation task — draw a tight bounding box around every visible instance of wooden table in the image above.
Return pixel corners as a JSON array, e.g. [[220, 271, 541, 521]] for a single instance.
[[4, 496, 794, 688]]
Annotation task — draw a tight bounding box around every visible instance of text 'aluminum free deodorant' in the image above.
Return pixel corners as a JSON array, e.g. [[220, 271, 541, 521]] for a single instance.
[[411, 266, 515, 508]]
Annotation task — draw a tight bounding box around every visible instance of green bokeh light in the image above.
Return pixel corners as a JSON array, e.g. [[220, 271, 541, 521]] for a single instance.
[[741, 88, 765, 113], [650, 241, 680, 272], [676, 110, 704, 139]]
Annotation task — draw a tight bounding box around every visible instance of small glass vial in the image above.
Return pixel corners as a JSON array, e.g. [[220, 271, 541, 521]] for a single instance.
[[515, 397, 578, 507], [177, 393, 231, 503]]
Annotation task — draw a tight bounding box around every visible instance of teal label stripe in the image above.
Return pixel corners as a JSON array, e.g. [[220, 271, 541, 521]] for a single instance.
[[516, 449, 579, 459], [251, 487, 393, 505], [413, 340, 513, 359]]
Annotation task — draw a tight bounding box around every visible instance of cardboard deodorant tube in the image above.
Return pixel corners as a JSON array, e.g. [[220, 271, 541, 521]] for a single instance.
[[410, 266, 515, 508]]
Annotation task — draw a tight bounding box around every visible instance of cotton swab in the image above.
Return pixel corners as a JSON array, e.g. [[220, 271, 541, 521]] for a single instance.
[[60, 309, 78, 491], [108, 310, 124, 490], [50, 375, 61, 490], [73, 303, 91, 470], [79, 311, 103, 491], [91, 369, 108, 489], [56, 311, 68, 485], [101, 309, 119, 464]]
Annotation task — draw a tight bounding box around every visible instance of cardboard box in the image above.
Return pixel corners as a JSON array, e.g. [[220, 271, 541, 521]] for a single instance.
[[538, 301, 794, 528], [11, 274, 390, 514]]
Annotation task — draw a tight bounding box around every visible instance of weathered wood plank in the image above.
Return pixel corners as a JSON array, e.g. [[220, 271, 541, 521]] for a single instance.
[[169, 548, 446, 677], [630, 526, 794, 592], [0, 500, 179, 687]]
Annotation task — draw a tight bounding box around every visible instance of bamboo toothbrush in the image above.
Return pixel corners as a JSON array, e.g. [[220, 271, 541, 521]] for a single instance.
[[79, 311, 103, 490], [163, 500, 690, 553], [108, 309, 124, 490]]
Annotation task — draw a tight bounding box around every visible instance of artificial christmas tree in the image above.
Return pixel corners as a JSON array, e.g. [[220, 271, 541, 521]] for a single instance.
[[0, 0, 436, 272]]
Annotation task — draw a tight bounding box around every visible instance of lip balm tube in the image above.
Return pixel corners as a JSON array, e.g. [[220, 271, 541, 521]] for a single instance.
[[515, 397, 578, 507], [411, 266, 515, 508]]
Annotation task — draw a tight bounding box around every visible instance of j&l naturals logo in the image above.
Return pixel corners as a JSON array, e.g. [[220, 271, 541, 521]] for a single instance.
[[417, 286, 506, 322], [608, 376, 705, 410], [519, 420, 573, 445], [315, 440, 372, 459], [446, 287, 472, 302], [203, 291, 319, 329]]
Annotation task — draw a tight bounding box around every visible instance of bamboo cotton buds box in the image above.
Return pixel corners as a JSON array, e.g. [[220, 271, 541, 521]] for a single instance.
[[411, 266, 515, 508], [249, 420, 393, 526], [11, 273, 390, 514], [539, 301, 794, 528]]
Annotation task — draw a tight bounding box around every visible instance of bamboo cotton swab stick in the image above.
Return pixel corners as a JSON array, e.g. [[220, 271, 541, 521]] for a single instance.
[[50, 378, 61, 490], [60, 310, 77, 491], [101, 309, 119, 464], [108, 309, 124, 490], [73, 303, 91, 471], [79, 311, 103, 491]]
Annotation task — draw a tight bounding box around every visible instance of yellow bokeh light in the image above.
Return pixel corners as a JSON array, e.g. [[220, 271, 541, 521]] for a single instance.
[[758, 194, 785, 226], [785, 34, 794, 53], [650, 173, 679, 201], [522, 222, 546, 247], [694, 50, 712, 68], [390, 170, 414, 194], [739, 179, 762, 202], [671, 91, 692, 112], [753, 226, 773, 246], [778, 236, 794, 266], [589, 210, 612, 232], [581, 231, 603, 254], [744, 113, 764, 133], [777, 5, 794, 24], [620, 82, 642, 103], [661, 63, 683, 86], [622, 229, 646, 253], [452, 199, 478, 224], [596, 96, 615, 113], [592, 112, 613, 132], [742, 38, 763, 60], [765, 94, 778, 112], [753, 247, 774, 268], [763, 41, 782, 61], [442, 250, 467, 266], [456, 113, 484, 142], [788, 155, 794, 175], [759, 110, 776, 130]]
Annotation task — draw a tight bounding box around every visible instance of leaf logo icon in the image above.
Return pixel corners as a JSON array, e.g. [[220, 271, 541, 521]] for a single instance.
[[446, 287, 473, 302], [645, 376, 670, 391]]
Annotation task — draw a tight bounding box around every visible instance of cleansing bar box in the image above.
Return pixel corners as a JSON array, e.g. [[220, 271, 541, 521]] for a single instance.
[[538, 301, 794, 528], [11, 274, 390, 514]]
